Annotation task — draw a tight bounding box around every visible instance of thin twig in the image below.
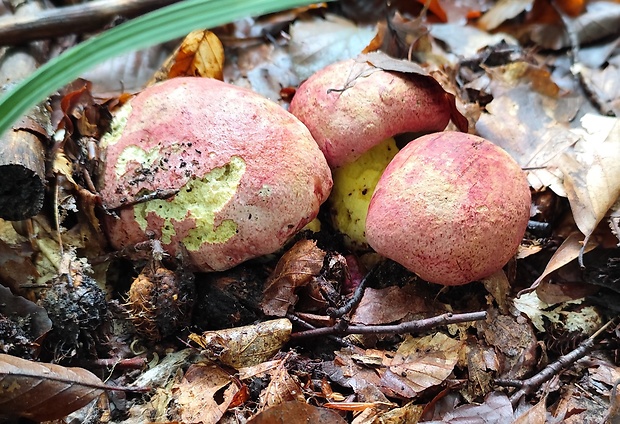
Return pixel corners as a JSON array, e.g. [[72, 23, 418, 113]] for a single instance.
[[499, 319, 615, 406], [290, 311, 487, 339], [286, 313, 354, 348], [327, 264, 378, 318], [0, 0, 181, 46]]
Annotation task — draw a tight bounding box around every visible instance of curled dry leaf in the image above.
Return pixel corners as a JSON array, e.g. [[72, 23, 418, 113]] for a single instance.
[[425, 391, 514, 423], [0, 353, 105, 421], [527, 232, 600, 291], [151, 30, 225, 83], [259, 361, 305, 410], [561, 116, 620, 240], [189, 318, 292, 369], [381, 333, 463, 398], [172, 363, 240, 424], [350, 285, 430, 325], [477, 309, 538, 379], [288, 14, 376, 81], [261, 239, 326, 317], [249, 400, 347, 424], [478, 0, 534, 31]]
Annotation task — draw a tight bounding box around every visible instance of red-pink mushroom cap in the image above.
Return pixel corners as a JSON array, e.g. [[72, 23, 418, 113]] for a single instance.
[[365, 131, 531, 286], [98, 77, 332, 272], [289, 58, 453, 168]]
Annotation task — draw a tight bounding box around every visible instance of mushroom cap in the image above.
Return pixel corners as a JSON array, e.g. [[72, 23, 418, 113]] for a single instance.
[[289, 59, 451, 168], [365, 131, 531, 286], [98, 77, 332, 272]]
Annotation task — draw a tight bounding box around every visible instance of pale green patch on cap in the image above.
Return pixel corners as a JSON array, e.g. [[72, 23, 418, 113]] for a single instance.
[[115, 144, 166, 178], [133, 156, 246, 249], [99, 102, 132, 149]]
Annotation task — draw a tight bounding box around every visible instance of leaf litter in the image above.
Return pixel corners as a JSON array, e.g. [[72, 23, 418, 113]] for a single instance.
[[0, 1, 620, 423]]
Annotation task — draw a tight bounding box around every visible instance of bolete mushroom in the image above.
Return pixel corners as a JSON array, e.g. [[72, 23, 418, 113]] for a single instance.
[[289, 57, 457, 248], [98, 77, 332, 272], [365, 131, 531, 286]]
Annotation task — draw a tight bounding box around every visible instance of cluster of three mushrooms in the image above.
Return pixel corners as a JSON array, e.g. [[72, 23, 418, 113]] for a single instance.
[[98, 57, 530, 286]]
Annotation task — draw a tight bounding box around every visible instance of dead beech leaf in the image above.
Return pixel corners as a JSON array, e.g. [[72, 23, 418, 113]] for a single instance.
[[259, 361, 305, 410], [249, 401, 347, 424], [358, 51, 428, 76], [0, 353, 105, 421], [168, 30, 224, 79], [381, 333, 463, 398], [478, 0, 534, 30], [351, 286, 430, 325], [151, 30, 224, 83], [482, 270, 511, 315], [425, 391, 514, 423], [513, 394, 547, 424], [561, 116, 620, 239], [261, 239, 326, 317], [531, 232, 600, 290], [289, 14, 375, 81], [173, 363, 239, 424], [189, 318, 292, 369], [477, 309, 538, 379]]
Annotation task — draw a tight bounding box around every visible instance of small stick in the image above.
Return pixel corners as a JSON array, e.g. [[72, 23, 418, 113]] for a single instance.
[[327, 265, 379, 318], [497, 319, 615, 406], [291, 311, 487, 339], [0, 0, 180, 46], [287, 313, 354, 348]]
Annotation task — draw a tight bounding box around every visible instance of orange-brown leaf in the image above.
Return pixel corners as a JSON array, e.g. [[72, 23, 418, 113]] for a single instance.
[[168, 30, 225, 80]]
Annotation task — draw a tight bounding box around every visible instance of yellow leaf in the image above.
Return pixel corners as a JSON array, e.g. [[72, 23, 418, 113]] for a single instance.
[[168, 30, 225, 80]]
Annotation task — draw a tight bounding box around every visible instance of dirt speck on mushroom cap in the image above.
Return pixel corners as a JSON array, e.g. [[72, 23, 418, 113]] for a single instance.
[[98, 77, 332, 272], [365, 131, 531, 286]]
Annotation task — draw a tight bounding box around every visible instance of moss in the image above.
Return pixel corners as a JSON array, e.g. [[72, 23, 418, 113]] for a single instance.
[[134, 156, 246, 249]]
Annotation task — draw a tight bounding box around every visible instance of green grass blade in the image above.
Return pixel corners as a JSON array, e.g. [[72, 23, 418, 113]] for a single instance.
[[0, 0, 322, 138]]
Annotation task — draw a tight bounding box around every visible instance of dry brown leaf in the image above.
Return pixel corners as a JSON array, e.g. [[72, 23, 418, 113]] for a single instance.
[[358, 51, 428, 76], [465, 341, 500, 398], [380, 333, 463, 398], [475, 68, 582, 190], [168, 30, 224, 79], [189, 318, 292, 369], [479, 0, 534, 30], [259, 361, 305, 410], [482, 270, 512, 315], [513, 394, 547, 424], [151, 30, 224, 83], [477, 309, 538, 379], [173, 363, 239, 424], [530, 232, 600, 289], [325, 348, 398, 398], [561, 116, 620, 239], [0, 353, 105, 421], [248, 400, 348, 424], [289, 14, 375, 81], [356, 401, 423, 424], [261, 239, 326, 317], [351, 285, 430, 325], [425, 391, 514, 423], [0, 238, 38, 294]]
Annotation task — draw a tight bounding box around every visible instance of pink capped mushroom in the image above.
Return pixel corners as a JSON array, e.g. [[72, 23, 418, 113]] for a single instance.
[[365, 131, 531, 286], [290, 57, 455, 168], [289, 56, 465, 248], [97, 77, 333, 272]]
